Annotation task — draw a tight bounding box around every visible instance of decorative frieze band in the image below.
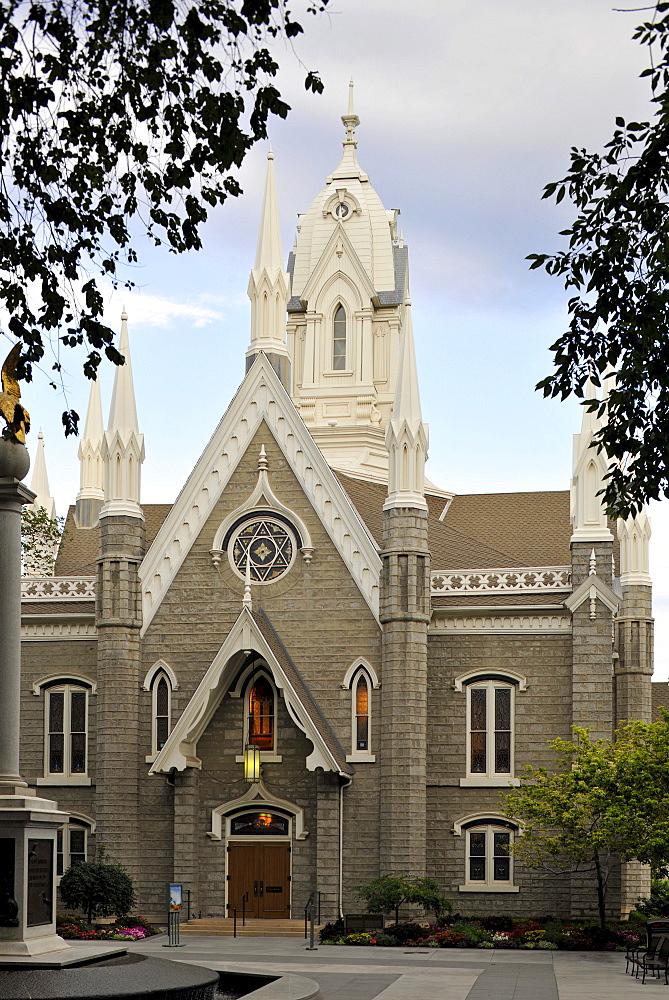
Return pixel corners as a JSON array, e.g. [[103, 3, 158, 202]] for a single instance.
[[21, 577, 96, 601], [430, 613, 571, 635], [431, 567, 571, 596], [21, 621, 97, 641]]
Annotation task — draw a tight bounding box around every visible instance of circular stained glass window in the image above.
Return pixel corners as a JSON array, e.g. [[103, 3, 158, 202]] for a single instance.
[[229, 516, 296, 583]]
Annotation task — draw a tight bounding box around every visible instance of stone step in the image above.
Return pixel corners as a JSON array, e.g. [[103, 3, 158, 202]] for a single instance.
[[180, 918, 321, 937]]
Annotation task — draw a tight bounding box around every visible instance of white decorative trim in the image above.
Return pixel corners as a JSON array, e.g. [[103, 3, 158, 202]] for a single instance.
[[459, 776, 520, 787], [207, 780, 308, 841], [150, 607, 346, 776], [21, 577, 96, 601], [452, 812, 522, 837], [458, 884, 520, 893], [430, 613, 571, 635], [66, 811, 96, 833], [210, 445, 313, 571], [564, 575, 619, 617], [453, 667, 528, 693], [140, 354, 381, 632], [35, 776, 92, 786], [32, 673, 97, 696], [346, 752, 376, 763], [341, 657, 380, 690], [431, 567, 570, 595], [142, 659, 179, 692], [22, 622, 97, 641]]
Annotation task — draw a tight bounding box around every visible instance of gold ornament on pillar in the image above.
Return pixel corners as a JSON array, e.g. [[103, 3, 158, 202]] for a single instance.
[[0, 345, 30, 443]]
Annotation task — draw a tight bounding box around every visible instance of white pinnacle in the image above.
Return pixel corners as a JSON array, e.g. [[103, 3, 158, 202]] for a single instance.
[[29, 429, 56, 520], [254, 149, 284, 276], [107, 308, 140, 437], [391, 299, 423, 435], [81, 374, 104, 448]]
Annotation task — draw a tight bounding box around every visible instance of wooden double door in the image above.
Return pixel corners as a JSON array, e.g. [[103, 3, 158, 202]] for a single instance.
[[228, 843, 291, 918]]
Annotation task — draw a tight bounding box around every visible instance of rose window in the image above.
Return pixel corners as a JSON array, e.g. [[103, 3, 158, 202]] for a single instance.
[[229, 517, 296, 583]]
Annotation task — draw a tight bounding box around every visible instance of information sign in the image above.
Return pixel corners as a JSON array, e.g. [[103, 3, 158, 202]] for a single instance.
[[27, 839, 53, 926]]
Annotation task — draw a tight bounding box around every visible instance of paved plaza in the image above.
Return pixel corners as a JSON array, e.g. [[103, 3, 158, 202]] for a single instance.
[[133, 933, 669, 999]]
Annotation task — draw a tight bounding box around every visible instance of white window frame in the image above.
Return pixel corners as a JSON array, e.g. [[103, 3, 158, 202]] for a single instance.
[[42, 683, 89, 782], [56, 821, 89, 881], [345, 667, 376, 763], [234, 668, 281, 763], [151, 670, 172, 759], [460, 678, 519, 787], [460, 822, 519, 893]]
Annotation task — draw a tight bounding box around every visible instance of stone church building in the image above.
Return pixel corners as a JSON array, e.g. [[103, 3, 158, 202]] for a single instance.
[[18, 96, 655, 924]]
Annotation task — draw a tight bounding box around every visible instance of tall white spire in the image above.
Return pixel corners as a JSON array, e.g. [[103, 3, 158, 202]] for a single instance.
[[100, 309, 145, 520], [247, 149, 290, 386], [384, 299, 428, 511], [75, 374, 104, 527], [331, 78, 365, 182], [570, 377, 613, 542], [29, 430, 56, 520]]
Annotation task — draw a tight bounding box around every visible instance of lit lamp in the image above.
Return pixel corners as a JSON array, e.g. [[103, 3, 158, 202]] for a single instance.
[[243, 743, 261, 783]]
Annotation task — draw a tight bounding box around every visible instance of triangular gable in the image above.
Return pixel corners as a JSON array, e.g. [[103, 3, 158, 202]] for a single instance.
[[149, 606, 353, 777], [139, 354, 382, 633], [300, 223, 377, 309], [564, 574, 619, 616]]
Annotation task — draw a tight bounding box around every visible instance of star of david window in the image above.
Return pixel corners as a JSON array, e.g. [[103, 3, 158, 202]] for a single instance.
[[229, 516, 297, 583]]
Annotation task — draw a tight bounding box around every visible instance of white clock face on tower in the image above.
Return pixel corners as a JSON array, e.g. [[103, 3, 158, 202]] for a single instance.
[[333, 202, 350, 220]]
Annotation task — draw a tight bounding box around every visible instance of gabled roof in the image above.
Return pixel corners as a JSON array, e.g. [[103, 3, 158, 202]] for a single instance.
[[54, 504, 172, 576], [139, 354, 382, 633], [150, 605, 353, 777]]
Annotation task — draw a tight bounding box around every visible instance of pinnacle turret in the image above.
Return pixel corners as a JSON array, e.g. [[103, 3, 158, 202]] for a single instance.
[[247, 149, 290, 387], [100, 309, 145, 520], [384, 299, 428, 511], [29, 430, 56, 521], [570, 377, 613, 542], [75, 374, 104, 527]]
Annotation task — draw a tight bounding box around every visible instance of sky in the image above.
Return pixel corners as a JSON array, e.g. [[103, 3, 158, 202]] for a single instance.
[[8, 0, 669, 678]]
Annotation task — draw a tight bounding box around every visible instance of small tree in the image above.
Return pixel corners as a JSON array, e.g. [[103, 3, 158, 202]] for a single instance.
[[21, 508, 64, 576], [59, 848, 135, 925], [355, 874, 450, 925], [506, 718, 669, 928]]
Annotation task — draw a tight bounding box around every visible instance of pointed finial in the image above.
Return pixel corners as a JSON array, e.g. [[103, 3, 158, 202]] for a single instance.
[[38, 428, 44, 441], [347, 78, 355, 116], [589, 548, 597, 576], [268, 146, 274, 160], [258, 444, 268, 472], [242, 549, 253, 610], [341, 78, 360, 143], [121, 304, 128, 321]]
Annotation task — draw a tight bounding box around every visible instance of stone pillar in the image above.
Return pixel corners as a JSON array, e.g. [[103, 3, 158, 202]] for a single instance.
[[173, 770, 198, 914], [0, 446, 69, 957], [316, 770, 341, 922], [379, 508, 430, 878], [615, 584, 653, 726], [95, 513, 145, 888], [570, 541, 615, 740]]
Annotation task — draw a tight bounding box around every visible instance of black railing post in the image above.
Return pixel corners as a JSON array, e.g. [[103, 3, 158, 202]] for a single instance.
[[242, 893, 246, 927], [233, 907, 237, 939], [186, 889, 191, 922]]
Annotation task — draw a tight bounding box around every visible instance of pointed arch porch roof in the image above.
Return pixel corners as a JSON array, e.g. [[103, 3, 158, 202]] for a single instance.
[[149, 606, 353, 778]]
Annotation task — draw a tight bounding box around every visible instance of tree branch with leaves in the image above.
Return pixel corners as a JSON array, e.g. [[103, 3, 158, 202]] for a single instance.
[[530, 1, 669, 517], [0, 0, 327, 432]]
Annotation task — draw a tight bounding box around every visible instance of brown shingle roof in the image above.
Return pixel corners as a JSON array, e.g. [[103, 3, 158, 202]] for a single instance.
[[253, 609, 353, 776], [335, 473, 572, 571], [652, 682, 669, 721], [54, 504, 173, 576]]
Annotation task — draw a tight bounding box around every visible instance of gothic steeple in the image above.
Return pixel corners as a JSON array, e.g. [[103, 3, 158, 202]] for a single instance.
[[246, 149, 290, 388], [75, 375, 104, 527], [100, 309, 145, 520], [384, 299, 428, 511]]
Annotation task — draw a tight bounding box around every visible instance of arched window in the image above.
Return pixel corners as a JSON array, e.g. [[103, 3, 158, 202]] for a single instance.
[[45, 684, 88, 778], [57, 821, 89, 877], [248, 675, 275, 751], [333, 304, 346, 370], [154, 673, 171, 753], [355, 674, 369, 751], [460, 676, 522, 787], [461, 821, 519, 892]]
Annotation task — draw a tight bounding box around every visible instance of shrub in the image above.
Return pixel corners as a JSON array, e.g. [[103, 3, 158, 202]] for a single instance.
[[451, 921, 491, 946], [355, 875, 451, 923], [59, 848, 135, 924], [319, 919, 344, 943], [424, 928, 467, 948], [341, 932, 377, 945], [384, 922, 431, 945], [636, 879, 669, 918], [375, 933, 396, 947]]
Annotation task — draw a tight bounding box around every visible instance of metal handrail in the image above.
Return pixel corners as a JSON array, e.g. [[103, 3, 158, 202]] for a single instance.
[[303, 890, 321, 938]]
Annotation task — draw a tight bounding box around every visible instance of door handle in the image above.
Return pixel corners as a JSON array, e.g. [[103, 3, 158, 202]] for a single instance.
[[259, 881, 264, 896], [254, 881, 258, 897]]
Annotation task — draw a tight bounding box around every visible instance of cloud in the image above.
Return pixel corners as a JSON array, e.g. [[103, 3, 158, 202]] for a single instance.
[[101, 287, 224, 329]]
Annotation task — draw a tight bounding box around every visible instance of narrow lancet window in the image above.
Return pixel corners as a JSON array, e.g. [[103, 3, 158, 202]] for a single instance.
[[333, 305, 346, 370], [355, 674, 369, 751], [249, 676, 274, 751], [155, 676, 170, 751]]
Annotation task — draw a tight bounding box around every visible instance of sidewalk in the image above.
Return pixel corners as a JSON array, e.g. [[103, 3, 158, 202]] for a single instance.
[[133, 933, 669, 999]]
